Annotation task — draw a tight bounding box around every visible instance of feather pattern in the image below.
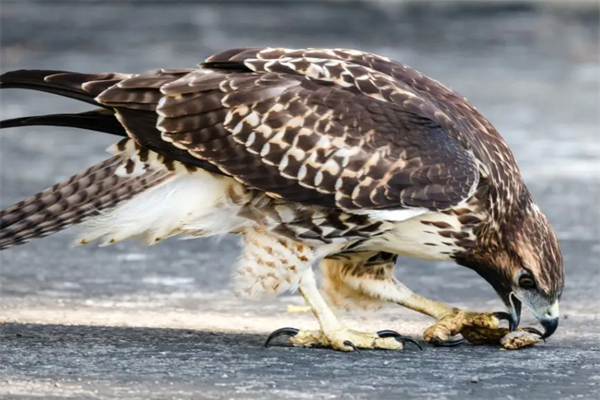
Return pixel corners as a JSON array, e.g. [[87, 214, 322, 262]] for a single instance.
[[0, 156, 173, 250], [86, 49, 482, 213], [0, 46, 563, 305]]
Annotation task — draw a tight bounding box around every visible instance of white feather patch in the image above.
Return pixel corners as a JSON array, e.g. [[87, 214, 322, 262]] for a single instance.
[[76, 171, 245, 246], [351, 208, 429, 222]]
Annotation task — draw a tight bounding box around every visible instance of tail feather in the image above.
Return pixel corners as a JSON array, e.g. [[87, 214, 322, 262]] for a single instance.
[[0, 70, 132, 137], [0, 69, 132, 107], [0, 157, 173, 250], [0, 68, 218, 172], [0, 156, 122, 222], [0, 69, 183, 250], [0, 109, 127, 136]]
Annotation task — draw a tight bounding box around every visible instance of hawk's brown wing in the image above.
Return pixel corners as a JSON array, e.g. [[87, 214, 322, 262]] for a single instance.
[[94, 48, 479, 211]]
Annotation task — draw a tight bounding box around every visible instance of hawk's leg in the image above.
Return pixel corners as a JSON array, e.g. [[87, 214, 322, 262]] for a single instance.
[[389, 287, 510, 346], [234, 228, 418, 352], [266, 268, 420, 351], [319, 252, 514, 346]]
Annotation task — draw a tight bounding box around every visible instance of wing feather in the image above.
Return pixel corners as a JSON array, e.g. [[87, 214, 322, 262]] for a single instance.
[[94, 48, 480, 212]]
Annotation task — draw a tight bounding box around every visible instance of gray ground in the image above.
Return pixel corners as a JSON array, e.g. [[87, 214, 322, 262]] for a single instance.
[[0, 2, 599, 399]]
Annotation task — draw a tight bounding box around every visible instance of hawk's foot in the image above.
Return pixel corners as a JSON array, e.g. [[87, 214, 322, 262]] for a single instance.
[[264, 327, 422, 352]]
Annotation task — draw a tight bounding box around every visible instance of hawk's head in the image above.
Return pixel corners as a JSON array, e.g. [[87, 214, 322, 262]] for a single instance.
[[458, 197, 564, 339]]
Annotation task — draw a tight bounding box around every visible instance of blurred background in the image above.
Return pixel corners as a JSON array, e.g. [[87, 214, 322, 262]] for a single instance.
[[0, 1, 598, 399]]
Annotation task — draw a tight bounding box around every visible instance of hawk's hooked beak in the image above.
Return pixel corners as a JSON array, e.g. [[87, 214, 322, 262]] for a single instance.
[[538, 301, 560, 339], [505, 292, 560, 339]]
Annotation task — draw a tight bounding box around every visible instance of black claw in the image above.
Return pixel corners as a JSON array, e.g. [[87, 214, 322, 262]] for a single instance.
[[343, 340, 360, 353], [429, 337, 467, 347], [264, 327, 300, 348], [398, 337, 424, 351], [377, 330, 423, 351], [377, 330, 401, 338], [522, 327, 546, 342], [494, 311, 518, 331], [493, 311, 512, 323]]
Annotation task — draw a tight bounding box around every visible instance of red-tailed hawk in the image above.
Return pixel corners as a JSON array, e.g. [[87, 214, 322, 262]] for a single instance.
[[0, 47, 562, 351]]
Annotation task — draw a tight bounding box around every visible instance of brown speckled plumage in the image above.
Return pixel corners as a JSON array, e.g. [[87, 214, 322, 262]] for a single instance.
[[0, 47, 564, 345]]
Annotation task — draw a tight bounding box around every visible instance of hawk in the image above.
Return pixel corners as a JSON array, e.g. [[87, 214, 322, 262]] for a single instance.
[[0, 47, 563, 351]]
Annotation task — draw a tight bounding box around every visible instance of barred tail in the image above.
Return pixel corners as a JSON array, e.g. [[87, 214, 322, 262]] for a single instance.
[[0, 70, 178, 249], [0, 156, 172, 250]]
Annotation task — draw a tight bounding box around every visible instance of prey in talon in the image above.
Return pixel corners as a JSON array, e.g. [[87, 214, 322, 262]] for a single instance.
[[500, 330, 543, 350], [0, 46, 563, 352]]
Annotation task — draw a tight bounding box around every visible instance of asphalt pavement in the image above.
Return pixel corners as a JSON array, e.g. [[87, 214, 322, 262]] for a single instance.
[[0, 2, 599, 399]]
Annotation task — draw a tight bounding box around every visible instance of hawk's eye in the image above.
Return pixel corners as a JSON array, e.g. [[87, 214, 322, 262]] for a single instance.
[[518, 275, 536, 289]]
